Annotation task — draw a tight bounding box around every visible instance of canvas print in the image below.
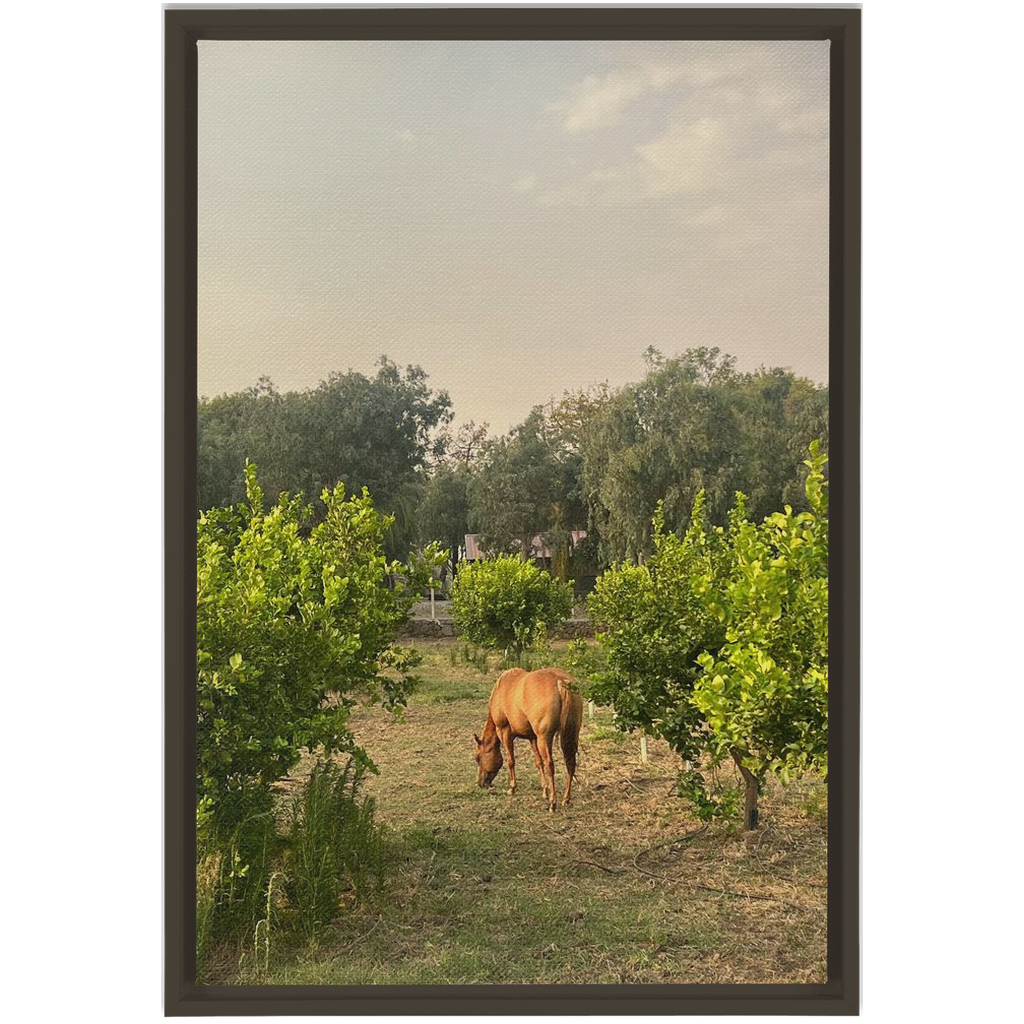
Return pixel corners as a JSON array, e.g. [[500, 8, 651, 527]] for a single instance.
[[195, 38, 830, 986]]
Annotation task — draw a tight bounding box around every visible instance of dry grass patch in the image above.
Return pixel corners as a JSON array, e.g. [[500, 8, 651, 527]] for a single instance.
[[215, 638, 826, 985]]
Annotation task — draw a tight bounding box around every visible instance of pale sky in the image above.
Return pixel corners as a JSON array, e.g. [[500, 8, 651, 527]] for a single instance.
[[198, 39, 829, 432]]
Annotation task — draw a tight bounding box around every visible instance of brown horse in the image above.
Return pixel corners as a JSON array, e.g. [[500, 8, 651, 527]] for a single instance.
[[473, 668, 583, 812]]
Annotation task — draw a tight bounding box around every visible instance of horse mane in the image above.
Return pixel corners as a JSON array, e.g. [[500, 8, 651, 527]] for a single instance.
[[480, 715, 498, 745]]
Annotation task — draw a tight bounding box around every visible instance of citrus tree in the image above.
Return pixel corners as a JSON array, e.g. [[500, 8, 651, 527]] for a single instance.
[[450, 555, 574, 659], [197, 463, 443, 836], [588, 444, 828, 828], [692, 443, 828, 827], [586, 491, 726, 756]]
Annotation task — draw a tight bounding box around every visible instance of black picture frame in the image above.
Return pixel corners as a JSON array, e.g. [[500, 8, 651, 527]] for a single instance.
[[166, 4, 860, 1015]]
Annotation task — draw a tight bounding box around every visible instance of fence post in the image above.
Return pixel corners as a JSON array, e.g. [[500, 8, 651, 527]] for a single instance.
[[639, 731, 649, 764]]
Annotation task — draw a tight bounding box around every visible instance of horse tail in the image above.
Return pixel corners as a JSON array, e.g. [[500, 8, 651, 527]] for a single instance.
[[556, 675, 583, 755], [555, 674, 583, 805]]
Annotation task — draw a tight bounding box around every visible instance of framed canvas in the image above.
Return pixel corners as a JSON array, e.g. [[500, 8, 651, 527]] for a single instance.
[[166, 4, 860, 1015]]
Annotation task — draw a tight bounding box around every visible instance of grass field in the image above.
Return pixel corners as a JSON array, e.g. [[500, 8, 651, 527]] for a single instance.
[[206, 638, 827, 985]]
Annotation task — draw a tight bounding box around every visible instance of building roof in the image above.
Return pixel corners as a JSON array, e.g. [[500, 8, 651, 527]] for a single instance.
[[463, 531, 586, 561]]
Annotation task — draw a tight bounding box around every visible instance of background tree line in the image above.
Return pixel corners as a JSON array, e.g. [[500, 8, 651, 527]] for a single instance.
[[198, 357, 453, 560], [198, 347, 828, 579]]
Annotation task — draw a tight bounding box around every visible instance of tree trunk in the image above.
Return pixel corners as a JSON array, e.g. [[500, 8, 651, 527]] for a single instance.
[[731, 748, 760, 831], [552, 540, 570, 581]]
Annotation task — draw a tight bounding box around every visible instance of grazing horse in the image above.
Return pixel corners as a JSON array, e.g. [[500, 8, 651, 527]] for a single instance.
[[473, 668, 583, 812]]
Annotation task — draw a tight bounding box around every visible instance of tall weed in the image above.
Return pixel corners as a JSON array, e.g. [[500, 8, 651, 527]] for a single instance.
[[195, 851, 221, 983], [448, 643, 491, 673], [195, 791, 277, 981], [502, 636, 553, 671], [284, 757, 385, 939]]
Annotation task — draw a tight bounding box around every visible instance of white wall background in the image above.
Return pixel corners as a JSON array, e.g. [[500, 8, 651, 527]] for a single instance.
[[2, 1, 1019, 1021]]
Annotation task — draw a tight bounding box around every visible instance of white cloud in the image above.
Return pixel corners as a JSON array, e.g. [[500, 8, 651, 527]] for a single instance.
[[549, 63, 682, 133], [635, 117, 730, 196], [539, 43, 829, 265]]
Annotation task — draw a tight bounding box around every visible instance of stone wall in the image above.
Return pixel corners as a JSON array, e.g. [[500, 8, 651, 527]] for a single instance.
[[398, 617, 457, 639], [548, 619, 595, 639]]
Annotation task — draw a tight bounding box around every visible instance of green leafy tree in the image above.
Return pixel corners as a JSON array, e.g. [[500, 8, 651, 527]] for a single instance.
[[580, 348, 742, 562], [588, 444, 828, 828], [417, 463, 472, 583], [468, 410, 566, 559], [468, 405, 590, 577], [587, 493, 728, 758], [197, 359, 452, 560], [197, 387, 261, 511], [432, 420, 490, 467], [450, 555, 574, 660], [692, 442, 828, 827], [292, 358, 451, 519], [535, 388, 608, 581], [197, 377, 302, 511], [196, 463, 443, 837], [579, 348, 828, 563]]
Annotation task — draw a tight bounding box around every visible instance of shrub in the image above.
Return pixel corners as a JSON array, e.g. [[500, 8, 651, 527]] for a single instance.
[[450, 555, 573, 659], [196, 463, 444, 957], [197, 463, 441, 833]]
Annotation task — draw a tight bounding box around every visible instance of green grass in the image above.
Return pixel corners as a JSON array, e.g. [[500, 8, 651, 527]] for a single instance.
[[588, 722, 632, 744], [205, 637, 827, 986], [796, 781, 829, 824], [409, 637, 600, 703], [409, 641, 494, 704], [245, 822, 730, 985]]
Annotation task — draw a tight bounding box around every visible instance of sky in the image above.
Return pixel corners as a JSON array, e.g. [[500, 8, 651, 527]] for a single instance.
[[198, 39, 829, 433]]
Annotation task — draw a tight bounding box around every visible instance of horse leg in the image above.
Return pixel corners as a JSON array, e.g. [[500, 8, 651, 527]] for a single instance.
[[539, 734, 557, 812], [529, 737, 548, 800], [560, 730, 578, 806], [499, 730, 517, 796]]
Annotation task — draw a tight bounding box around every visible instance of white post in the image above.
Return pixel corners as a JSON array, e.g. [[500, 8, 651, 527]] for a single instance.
[[588, 700, 595, 720], [639, 731, 649, 764], [430, 586, 435, 620]]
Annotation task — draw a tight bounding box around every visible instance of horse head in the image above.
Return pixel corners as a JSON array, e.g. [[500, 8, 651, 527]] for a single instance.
[[473, 732, 503, 788]]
